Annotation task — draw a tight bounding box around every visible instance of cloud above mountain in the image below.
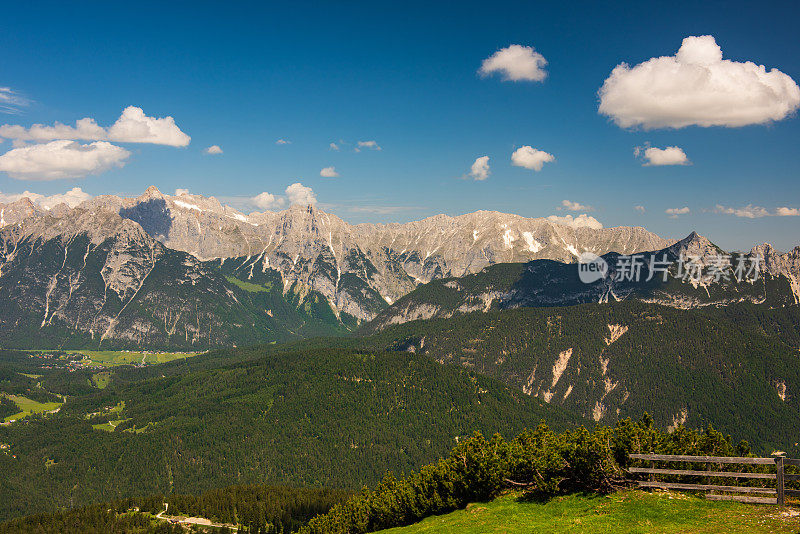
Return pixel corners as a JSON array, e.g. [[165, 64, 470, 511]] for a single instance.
[[0, 140, 130, 180], [286, 182, 317, 205], [0, 106, 191, 146], [561, 199, 593, 212], [715, 204, 800, 218], [599, 35, 800, 129], [251, 191, 286, 210], [666, 207, 690, 218], [0, 186, 92, 209], [546, 213, 603, 229], [511, 146, 555, 171], [479, 44, 548, 82], [468, 156, 490, 180]]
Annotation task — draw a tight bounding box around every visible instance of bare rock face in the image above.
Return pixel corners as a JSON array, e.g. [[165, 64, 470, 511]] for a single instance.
[[0, 198, 41, 228], [367, 231, 800, 331], [1, 187, 797, 346], [751, 243, 800, 302], [2, 187, 675, 321]]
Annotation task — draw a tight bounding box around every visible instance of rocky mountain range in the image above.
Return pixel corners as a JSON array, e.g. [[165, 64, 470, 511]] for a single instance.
[[367, 232, 800, 330], [0, 186, 797, 348]]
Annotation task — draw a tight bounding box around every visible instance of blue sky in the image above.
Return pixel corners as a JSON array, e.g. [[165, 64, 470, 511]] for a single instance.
[[1, 0, 799, 250]]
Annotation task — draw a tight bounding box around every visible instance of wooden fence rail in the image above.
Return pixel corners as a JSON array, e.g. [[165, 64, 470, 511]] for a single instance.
[[627, 453, 793, 506]]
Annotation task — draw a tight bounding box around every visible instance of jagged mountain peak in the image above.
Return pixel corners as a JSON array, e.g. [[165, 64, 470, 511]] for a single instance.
[[141, 185, 165, 198], [1, 187, 678, 322], [664, 231, 721, 261]]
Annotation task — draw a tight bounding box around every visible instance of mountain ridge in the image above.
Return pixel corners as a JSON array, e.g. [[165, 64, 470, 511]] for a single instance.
[[2, 187, 798, 347]]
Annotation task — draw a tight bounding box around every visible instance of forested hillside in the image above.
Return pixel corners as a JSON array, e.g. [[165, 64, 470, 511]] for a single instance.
[[0, 346, 581, 520], [363, 302, 800, 452]]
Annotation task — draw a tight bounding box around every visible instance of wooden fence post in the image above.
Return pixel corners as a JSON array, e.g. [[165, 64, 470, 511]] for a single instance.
[[776, 456, 785, 508]]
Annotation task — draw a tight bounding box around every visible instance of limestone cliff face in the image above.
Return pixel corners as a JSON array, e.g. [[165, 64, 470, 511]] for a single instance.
[[367, 232, 800, 331], [2, 187, 674, 322], [3, 187, 795, 347]]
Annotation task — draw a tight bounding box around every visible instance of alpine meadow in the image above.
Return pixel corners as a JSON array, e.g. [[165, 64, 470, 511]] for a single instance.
[[2, 1, 800, 532]]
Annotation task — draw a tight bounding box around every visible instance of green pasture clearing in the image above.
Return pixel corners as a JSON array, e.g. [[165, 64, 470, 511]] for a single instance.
[[90, 371, 112, 389], [226, 275, 270, 293], [2, 394, 62, 423], [378, 490, 800, 534], [73, 350, 201, 366], [92, 418, 129, 432], [18, 348, 203, 367]]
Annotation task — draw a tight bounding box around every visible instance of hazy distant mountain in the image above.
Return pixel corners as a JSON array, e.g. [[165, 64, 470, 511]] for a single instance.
[[367, 232, 800, 331], [0, 186, 676, 347]]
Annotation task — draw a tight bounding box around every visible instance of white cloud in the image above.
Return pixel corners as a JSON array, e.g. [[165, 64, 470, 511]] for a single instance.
[[599, 35, 800, 129], [634, 205, 646, 213], [468, 156, 490, 181], [251, 191, 285, 210], [511, 146, 555, 171], [561, 199, 593, 212], [0, 87, 31, 114], [776, 207, 800, 216], [546, 213, 603, 229], [665, 207, 690, 218], [320, 166, 339, 178], [275, 139, 291, 145], [285, 182, 317, 205], [715, 204, 800, 218], [329, 142, 339, 151], [0, 140, 130, 180], [714, 204, 769, 218], [635, 145, 690, 166], [175, 188, 190, 196], [356, 140, 381, 152], [204, 145, 223, 155], [0, 106, 191, 146], [0, 118, 106, 142], [479, 44, 548, 82], [0, 187, 92, 209]]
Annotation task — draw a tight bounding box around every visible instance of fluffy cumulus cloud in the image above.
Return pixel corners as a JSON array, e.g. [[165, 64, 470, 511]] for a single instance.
[[0, 140, 130, 180], [635, 145, 690, 166], [0, 187, 92, 209], [320, 166, 339, 178], [715, 204, 800, 218], [511, 146, 555, 171], [468, 156, 490, 181], [0, 106, 191, 146], [175, 188, 191, 196], [634, 205, 646, 213], [546, 213, 603, 230], [355, 140, 381, 152], [561, 199, 593, 212], [599, 35, 800, 129], [251, 191, 285, 210], [285, 182, 317, 205], [665, 207, 690, 218], [479, 44, 548, 82], [0, 87, 30, 114], [204, 145, 223, 155]]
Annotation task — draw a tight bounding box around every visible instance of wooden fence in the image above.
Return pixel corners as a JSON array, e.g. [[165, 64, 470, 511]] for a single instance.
[[627, 454, 800, 506]]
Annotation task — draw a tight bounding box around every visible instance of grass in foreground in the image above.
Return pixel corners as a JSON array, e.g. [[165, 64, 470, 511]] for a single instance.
[[2, 394, 62, 423], [377, 490, 800, 534]]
